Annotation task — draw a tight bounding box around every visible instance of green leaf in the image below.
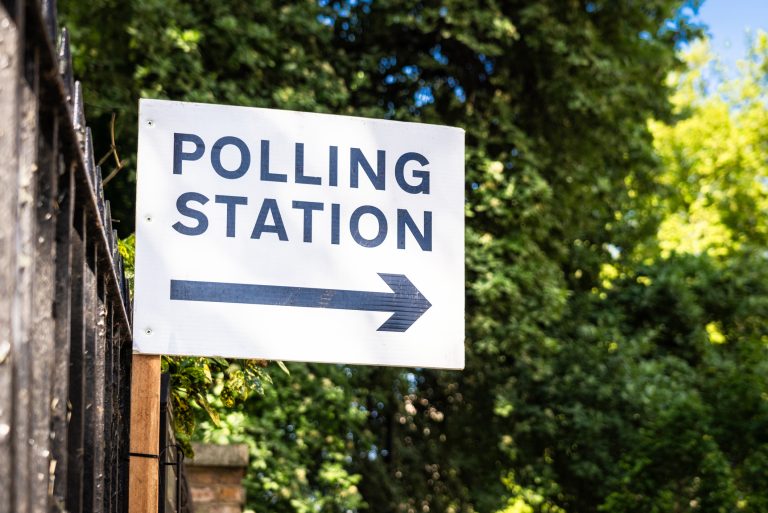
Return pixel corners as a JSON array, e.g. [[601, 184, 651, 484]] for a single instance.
[[276, 361, 290, 376]]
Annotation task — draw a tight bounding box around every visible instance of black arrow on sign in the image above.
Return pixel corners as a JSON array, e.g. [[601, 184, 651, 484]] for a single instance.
[[169, 273, 432, 332]]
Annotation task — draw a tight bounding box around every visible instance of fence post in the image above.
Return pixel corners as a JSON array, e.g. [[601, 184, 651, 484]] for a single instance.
[[129, 354, 161, 513]]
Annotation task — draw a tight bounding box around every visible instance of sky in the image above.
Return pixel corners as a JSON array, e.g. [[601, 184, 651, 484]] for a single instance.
[[696, 0, 768, 67]]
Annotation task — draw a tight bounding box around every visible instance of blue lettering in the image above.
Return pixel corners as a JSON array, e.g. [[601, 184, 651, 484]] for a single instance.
[[350, 148, 386, 190], [292, 201, 324, 242], [350, 205, 387, 247], [173, 192, 209, 235], [173, 133, 205, 174], [211, 136, 250, 179], [215, 195, 248, 237], [331, 203, 341, 245], [397, 209, 432, 251], [294, 143, 321, 185], [260, 140, 288, 182], [329, 146, 338, 187], [395, 152, 430, 194], [251, 198, 288, 240]]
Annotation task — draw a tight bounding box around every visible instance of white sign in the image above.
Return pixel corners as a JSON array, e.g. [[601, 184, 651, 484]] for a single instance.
[[133, 99, 465, 369]]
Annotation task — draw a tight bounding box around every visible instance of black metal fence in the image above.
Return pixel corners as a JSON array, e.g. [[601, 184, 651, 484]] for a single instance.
[[159, 374, 194, 513], [0, 0, 135, 511]]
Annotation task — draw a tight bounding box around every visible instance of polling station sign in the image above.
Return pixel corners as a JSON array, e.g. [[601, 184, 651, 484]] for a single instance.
[[133, 99, 465, 369]]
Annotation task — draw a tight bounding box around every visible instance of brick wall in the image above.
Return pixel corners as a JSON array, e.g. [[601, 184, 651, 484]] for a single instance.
[[186, 443, 249, 513]]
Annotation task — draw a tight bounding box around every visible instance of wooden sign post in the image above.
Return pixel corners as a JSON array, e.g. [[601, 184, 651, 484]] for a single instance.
[[128, 354, 161, 513]]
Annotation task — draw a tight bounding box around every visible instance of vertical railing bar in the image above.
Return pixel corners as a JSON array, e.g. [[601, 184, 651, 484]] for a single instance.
[[116, 251, 124, 297], [81, 237, 98, 513], [118, 325, 132, 513], [50, 156, 75, 513], [29, 49, 59, 512], [102, 299, 111, 513], [102, 303, 112, 513], [91, 272, 107, 513], [105, 201, 114, 255], [84, 127, 96, 188], [72, 81, 84, 145], [50, 47, 74, 513], [40, 0, 57, 46], [95, 164, 105, 224], [57, 27, 73, 106], [13, 16, 42, 512], [0, 2, 22, 510], [107, 304, 118, 513], [65, 205, 86, 513]]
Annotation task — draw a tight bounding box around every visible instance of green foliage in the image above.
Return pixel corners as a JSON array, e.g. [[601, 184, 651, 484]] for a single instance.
[[594, 37, 768, 513], [200, 364, 370, 512], [117, 233, 135, 294], [650, 36, 768, 256], [163, 356, 273, 453]]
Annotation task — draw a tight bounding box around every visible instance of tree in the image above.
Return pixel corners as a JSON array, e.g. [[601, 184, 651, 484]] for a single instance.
[[334, 2, 704, 511], [597, 35, 768, 513]]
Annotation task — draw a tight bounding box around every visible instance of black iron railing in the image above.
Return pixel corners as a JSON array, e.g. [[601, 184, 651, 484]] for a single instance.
[[0, 1, 190, 511]]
